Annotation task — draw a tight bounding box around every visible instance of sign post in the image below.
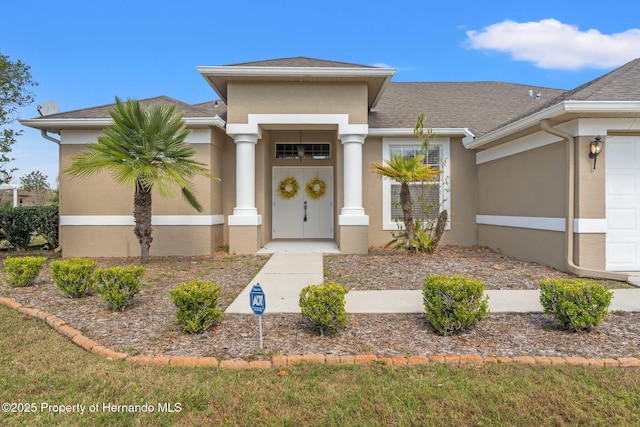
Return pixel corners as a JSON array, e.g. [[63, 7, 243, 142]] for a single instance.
[[249, 283, 266, 350]]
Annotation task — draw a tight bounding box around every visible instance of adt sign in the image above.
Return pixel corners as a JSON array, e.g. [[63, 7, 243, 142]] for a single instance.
[[250, 283, 266, 315]]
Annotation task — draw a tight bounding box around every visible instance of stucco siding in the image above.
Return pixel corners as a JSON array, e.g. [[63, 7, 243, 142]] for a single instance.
[[60, 225, 219, 258], [478, 225, 566, 270], [58, 128, 223, 257], [476, 140, 567, 269], [226, 82, 368, 124], [477, 141, 567, 218]]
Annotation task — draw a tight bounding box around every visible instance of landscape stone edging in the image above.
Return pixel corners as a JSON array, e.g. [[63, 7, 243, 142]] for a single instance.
[[1, 296, 640, 369]]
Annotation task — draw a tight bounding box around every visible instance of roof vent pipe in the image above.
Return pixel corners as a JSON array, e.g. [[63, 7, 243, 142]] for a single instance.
[[540, 119, 627, 282]]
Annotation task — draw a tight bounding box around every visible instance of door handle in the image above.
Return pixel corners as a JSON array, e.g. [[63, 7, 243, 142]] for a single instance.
[[304, 201, 307, 222]]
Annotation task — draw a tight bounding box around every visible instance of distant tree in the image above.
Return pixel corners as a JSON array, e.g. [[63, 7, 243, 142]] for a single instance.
[[20, 170, 51, 205], [0, 52, 38, 184], [65, 98, 219, 264]]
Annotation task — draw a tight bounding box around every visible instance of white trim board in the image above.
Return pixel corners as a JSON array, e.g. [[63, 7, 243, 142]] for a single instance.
[[61, 215, 225, 226], [476, 215, 566, 232], [477, 216, 608, 233]]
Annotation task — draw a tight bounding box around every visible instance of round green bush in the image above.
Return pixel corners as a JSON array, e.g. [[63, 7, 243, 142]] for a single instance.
[[539, 279, 612, 332], [170, 279, 223, 334], [299, 282, 348, 336], [94, 265, 146, 311], [2, 256, 47, 287], [50, 258, 97, 298], [422, 275, 489, 336]]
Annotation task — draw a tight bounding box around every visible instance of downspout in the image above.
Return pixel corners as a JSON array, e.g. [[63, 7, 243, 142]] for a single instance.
[[540, 119, 628, 281], [41, 130, 60, 144]]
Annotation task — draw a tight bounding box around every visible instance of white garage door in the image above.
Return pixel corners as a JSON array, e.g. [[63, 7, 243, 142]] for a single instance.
[[606, 136, 640, 271]]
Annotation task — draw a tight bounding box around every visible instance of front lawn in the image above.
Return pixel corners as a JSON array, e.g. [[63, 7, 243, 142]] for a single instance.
[[1, 305, 640, 426]]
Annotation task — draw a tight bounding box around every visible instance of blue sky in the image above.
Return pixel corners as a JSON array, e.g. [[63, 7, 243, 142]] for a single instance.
[[3, 0, 640, 186]]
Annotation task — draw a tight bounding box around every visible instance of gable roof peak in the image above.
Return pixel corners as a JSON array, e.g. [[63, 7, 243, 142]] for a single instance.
[[224, 56, 379, 69]]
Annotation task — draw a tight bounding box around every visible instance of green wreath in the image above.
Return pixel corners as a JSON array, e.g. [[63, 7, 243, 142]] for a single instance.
[[305, 176, 326, 200], [278, 176, 299, 200]]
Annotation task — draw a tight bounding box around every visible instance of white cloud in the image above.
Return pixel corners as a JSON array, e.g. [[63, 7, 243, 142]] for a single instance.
[[466, 19, 640, 70]]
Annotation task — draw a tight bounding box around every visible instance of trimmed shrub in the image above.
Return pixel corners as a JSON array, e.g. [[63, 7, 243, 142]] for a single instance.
[[0, 206, 59, 250], [299, 282, 349, 336], [2, 256, 47, 287], [51, 258, 97, 298], [423, 275, 489, 336], [94, 265, 146, 311], [170, 279, 223, 334], [540, 279, 613, 332], [0, 207, 34, 250]]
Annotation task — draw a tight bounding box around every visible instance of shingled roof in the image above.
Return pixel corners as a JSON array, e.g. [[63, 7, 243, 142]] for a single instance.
[[369, 82, 566, 136], [32, 96, 217, 120], [225, 56, 377, 68], [23, 57, 640, 140]]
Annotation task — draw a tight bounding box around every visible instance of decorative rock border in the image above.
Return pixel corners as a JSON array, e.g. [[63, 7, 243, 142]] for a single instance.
[[2, 296, 640, 369]]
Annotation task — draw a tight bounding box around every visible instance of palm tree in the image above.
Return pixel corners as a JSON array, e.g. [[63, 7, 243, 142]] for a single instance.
[[65, 97, 219, 264], [372, 154, 440, 251]]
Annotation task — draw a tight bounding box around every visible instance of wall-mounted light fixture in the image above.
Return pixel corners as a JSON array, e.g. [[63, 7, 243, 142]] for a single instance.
[[589, 135, 603, 170]]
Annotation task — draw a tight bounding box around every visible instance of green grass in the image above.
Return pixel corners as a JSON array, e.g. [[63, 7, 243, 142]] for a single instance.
[[2, 306, 640, 426]]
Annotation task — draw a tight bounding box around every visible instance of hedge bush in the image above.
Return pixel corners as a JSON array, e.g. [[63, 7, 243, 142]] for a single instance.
[[299, 282, 349, 336], [2, 256, 47, 287], [540, 279, 613, 332], [170, 279, 223, 334], [0, 205, 59, 250], [51, 258, 97, 298], [422, 275, 489, 336], [94, 265, 146, 311]]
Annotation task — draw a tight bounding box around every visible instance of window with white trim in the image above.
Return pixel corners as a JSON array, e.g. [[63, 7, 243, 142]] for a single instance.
[[381, 138, 450, 230]]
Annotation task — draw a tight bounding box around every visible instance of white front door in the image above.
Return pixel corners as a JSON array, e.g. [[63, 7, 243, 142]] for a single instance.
[[272, 167, 333, 239], [606, 136, 640, 270]]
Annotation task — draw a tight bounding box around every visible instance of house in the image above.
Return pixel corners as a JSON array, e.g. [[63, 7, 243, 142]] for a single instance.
[[20, 57, 640, 280]]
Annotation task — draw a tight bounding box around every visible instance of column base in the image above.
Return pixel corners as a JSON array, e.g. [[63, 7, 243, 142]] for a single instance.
[[229, 224, 261, 255], [339, 224, 369, 254]]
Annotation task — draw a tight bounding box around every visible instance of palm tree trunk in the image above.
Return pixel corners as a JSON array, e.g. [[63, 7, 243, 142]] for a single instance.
[[134, 181, 153, 264], [399, 183, 416, 252]]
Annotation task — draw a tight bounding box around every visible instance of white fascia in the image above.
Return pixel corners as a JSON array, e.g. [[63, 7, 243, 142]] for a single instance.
[[369, 128, 475, 138], [19, 115, 226, 131], [464, 101, 640, 150], [197, 65, 396, 79]]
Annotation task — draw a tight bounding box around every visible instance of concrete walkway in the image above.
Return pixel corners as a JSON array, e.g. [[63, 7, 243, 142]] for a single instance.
[[225, 253, 640, 314]]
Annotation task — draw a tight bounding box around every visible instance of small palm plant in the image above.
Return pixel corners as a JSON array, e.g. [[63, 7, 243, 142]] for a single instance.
[[372, 154, 440, 252], [65, 98, 219, 264]]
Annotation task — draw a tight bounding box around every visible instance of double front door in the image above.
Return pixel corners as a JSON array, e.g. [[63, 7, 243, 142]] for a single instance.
[[272, 167, 333, 239]]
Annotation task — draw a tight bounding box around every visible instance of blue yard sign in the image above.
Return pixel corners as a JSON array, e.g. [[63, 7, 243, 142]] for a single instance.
[[250, 283, 266, 316], [249, 283, 266, 349]]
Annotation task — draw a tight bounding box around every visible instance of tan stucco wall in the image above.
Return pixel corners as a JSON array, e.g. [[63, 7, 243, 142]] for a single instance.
[[339, 225, 368, 254], [60, 225, 220, 258], [478, 225, 566, 271], [226, 82, 368, 124], [477, 141, 567, 217], [58, 128, 224, 257], [574, 233, 606, 270], [476, 141, 567, 269], [229, 225, 261, 255], [574, 135, 605, 218]]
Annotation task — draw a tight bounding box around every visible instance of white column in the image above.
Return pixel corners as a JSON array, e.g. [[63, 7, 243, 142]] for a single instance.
[[339, 134, 368, 225], [229, 134, 262, 225]]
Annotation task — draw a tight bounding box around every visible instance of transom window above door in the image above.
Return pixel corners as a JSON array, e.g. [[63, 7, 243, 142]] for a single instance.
[[275, 143, 331, 160]]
